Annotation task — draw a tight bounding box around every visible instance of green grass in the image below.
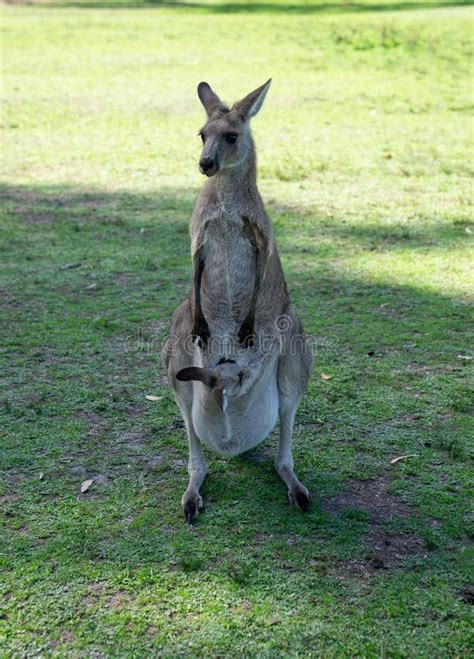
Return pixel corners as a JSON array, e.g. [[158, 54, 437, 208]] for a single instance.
[[1, 0, 473, 655]]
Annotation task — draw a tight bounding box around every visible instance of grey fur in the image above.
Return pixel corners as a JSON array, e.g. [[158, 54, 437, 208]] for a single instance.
[[162, 81, 313, 523]]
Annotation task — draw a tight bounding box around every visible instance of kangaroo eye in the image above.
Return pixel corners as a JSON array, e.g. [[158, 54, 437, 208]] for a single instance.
[[199, 132, 205, 143], [224, 133, 238, 144]]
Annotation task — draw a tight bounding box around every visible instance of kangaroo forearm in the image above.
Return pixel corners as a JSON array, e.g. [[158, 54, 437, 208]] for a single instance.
[[191, 247, 210, 344]]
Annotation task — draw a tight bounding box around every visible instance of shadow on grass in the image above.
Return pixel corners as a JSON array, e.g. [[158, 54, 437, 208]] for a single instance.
[[1, 179, 470, 349], [0, 182, 196, 225], [8, 0, 474, 13], [273, 205, 474, 254], [1, 181, 471, 253], [1, 181, 472, 570]]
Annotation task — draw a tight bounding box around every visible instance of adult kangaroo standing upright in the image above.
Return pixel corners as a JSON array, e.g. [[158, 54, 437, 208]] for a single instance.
[[162, 80, 313, 523]]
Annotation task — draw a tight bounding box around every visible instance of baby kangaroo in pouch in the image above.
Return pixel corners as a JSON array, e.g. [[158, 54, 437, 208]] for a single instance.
[[162, 79, 313, 523]]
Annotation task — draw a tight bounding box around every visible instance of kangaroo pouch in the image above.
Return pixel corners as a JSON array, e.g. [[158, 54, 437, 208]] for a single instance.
[[191, 363, 279, 456]]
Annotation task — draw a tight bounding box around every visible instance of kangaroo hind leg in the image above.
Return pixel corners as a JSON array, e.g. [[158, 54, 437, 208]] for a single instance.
[[275, 311, 313, 511]]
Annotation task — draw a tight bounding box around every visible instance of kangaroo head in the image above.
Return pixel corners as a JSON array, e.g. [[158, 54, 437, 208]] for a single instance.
[[196, 79, 271, 177], [175, 359, 245, 411]]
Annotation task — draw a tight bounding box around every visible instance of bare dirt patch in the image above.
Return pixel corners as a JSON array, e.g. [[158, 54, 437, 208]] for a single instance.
[[322, 474, 412, 524], [115, 429, 146, 448], [365, 530, 424, 567], [68, 410, 187, 482], [143, 447, 186, 472], [2, 473, 27, 501], [89, 582, 107, 596], [107, 592, 134, 609], [75, 411, 108, 439], [303, 421, 324, 432], [254, 532, 275, 546], [323, 474, 425, 573], [49, 630, 75, 650], [125, 404, 146, 419], [83, 583, 135, 610], [406, 361, 431, 375], [0, 493, 21, 505]]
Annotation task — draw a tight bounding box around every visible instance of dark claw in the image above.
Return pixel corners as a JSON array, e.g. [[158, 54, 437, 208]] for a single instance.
[[183, 500, 198, 524], [294, 489, 312, 512]]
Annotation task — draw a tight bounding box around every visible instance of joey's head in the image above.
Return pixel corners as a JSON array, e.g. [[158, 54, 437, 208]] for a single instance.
[[176, 359, 245, 411], [196, 79, 271, 177]]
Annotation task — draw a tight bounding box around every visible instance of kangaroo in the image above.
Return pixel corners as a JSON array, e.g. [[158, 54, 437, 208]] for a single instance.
[[161, 79, 313, 523]]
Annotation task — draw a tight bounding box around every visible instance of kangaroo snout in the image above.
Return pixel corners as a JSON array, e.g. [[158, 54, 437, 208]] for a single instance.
[[199, 155, 218, 176]]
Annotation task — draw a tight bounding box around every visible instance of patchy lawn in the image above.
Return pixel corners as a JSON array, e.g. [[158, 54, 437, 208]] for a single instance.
[[1, 0, 473, 655]]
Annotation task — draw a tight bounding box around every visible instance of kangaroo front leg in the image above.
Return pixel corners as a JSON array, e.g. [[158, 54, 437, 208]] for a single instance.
[[276, 401, 311, 512], [191, 247, 210, 346]]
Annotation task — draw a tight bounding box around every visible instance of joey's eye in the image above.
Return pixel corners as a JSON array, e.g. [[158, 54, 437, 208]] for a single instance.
[[224, 133, 238, 144]]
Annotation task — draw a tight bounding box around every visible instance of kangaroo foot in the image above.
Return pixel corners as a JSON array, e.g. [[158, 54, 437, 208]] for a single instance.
[[288, 484, 311, 512], [182, 489, 204, 524]]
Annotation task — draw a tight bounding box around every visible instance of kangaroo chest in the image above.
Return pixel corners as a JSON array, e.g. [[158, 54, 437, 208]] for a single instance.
[[200, 214, 256, 329]]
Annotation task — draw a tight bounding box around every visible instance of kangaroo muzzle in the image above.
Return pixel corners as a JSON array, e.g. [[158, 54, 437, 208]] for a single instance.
[[199, 155, 219, 177]]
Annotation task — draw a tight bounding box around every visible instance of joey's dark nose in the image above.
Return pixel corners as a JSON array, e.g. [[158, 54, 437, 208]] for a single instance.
[[199, 156, 217, 176]]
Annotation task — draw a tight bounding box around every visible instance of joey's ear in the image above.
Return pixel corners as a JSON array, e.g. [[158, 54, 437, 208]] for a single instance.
[[176, 366, 214, 386], [197, 82, 223, 117], [233, 79, 271, 121]]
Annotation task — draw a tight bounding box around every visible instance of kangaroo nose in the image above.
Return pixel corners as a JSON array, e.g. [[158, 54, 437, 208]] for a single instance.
[[200, 156, 215, 173]]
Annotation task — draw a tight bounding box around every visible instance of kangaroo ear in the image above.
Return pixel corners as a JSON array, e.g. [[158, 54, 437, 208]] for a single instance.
[[233, 79, 271, 121], [176, 366, 214, 386], [197, 82, 223, 117]]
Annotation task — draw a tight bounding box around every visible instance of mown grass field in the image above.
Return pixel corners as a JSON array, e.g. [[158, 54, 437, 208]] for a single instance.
[[1, 0, 473, 655]]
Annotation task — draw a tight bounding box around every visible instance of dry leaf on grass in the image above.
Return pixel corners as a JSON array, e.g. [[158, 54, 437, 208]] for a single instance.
[[321, 373, 333, 381], [39, 472, 44, 480], [390, 454, 419, 465], [80, 479, 94, 493], [145, 395, 163, 402]]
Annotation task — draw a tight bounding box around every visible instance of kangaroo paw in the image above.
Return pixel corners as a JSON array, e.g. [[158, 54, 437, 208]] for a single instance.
[[288, 485, 312, 512], [182, 490, 204, 524], [191, 313, 210, 340], [192, 328, 209, 348]]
